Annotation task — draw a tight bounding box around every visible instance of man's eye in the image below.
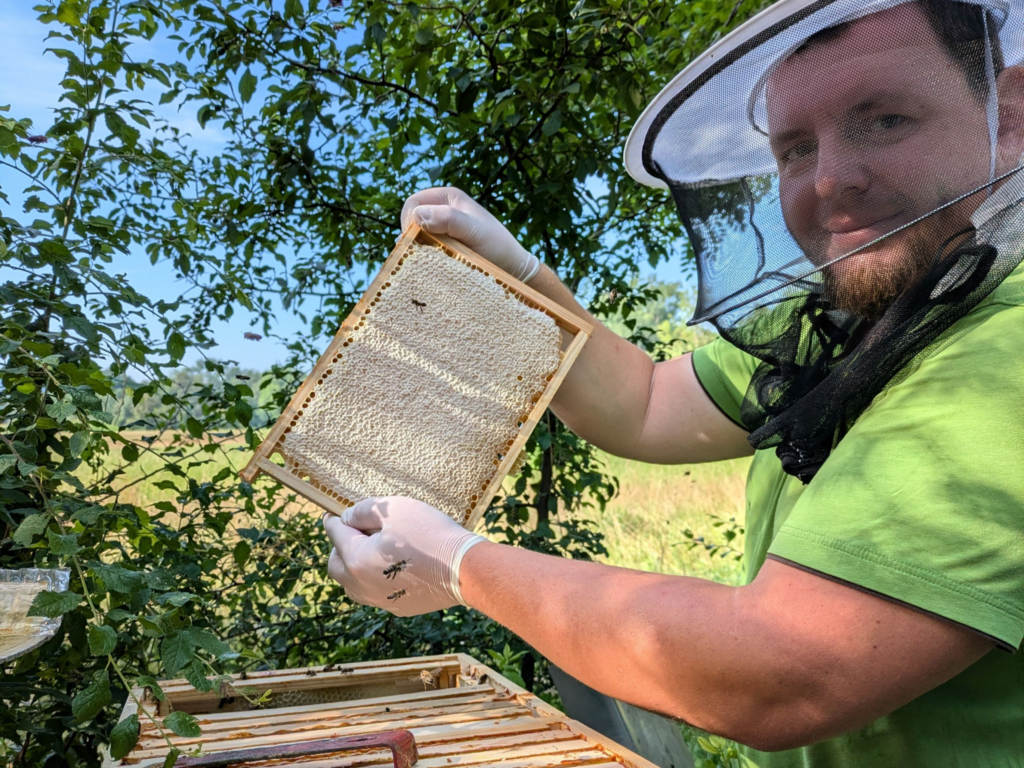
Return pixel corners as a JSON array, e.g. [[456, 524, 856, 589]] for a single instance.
[[781, 140, 816, 165], [871, 114, 909, 131]]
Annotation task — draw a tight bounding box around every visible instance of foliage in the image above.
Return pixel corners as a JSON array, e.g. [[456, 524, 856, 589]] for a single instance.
[[485, 643, 528, 688], [602, 279, 717, 361], [0, 0, 769, 766], [682, 726, 762, 768], [681, 514, 746, 563]]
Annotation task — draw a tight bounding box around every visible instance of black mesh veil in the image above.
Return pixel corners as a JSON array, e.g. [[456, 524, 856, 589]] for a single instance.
[[631, 0, 1024, 481]]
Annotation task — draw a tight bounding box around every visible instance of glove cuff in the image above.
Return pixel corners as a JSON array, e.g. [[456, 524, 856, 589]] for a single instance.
[[449, 533, 487, 606], [518, 253, 541, 283]]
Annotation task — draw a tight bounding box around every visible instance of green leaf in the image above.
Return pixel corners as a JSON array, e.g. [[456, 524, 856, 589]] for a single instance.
[[88, 624, 118, 656], [163, 710, 201, 738], [161, 631, 196, 676], [0, 455, 15, 474], [12, 514, 49, 547], [167, 331, 186, 361], [502, 668, 527, 688], [183, 660, 217, 693], [27, 589, 82, 617], [541, 109, 562, 136], [65, 315, 98, 341], [163, 748, 182, 768], [106, 608, 133, 623], [46, 528, 80, 556], [72, 669, 111, 722], [109, 714, 141, 760], [69, 430, 90, 458], [121, 443, 140, 462], [283, 0, 303, 21], [185, 417, 204, 439], [138, 675, 167, 701], [70, 503, 104, 524], [34, 417, 59, 429], [239, 69, 257, 103], [55, 1, 82, 26], [94, 564, 144, 594], [155, 591, 202, 607], [187, 627, 231, 659], [46, 399, 77, 422], [233, 540, 251, 568]]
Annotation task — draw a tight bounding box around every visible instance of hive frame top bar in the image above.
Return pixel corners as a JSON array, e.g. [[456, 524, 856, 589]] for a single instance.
[[239, 225, 593, 531]]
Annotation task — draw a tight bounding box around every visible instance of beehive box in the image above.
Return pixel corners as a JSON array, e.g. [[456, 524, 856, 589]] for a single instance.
[[240, 226, 592, 530], [104, 654, 661, 768]]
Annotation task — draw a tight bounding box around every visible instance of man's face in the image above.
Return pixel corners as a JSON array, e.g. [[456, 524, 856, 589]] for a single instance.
[[765, 3, 993, 317]]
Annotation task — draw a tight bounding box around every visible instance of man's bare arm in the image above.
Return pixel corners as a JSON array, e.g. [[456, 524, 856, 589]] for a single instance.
[[528, 265, 753, 463], [460, 543, 992, 752]]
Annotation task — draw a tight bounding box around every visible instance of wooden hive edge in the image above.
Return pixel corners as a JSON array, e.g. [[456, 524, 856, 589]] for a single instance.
[[156, 654, 464, 694], [455, 655, 661, 768]]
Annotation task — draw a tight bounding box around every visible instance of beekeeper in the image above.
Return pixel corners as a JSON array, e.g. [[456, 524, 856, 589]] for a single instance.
[[324, 0, 1024, 764]]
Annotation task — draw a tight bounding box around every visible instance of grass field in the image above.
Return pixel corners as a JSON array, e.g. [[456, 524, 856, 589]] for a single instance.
[[86, 434, 750, 585], [589, 452, 750, 585]]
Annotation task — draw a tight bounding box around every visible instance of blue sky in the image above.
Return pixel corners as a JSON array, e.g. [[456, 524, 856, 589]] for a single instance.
[[1, 3, 691, 371]]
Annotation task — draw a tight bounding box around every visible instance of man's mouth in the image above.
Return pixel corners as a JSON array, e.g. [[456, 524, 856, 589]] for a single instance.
[[826, 213, 905, 255]]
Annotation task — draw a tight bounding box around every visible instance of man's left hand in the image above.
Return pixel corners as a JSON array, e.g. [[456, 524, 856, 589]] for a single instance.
[[323, 496, 486, 617]]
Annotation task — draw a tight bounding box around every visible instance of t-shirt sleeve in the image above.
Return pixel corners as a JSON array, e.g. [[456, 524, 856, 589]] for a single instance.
[[768, 303, 1024, 650], [690, 338, 760, 429]]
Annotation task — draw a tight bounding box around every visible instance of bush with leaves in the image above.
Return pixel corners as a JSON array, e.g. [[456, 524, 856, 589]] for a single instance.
[[0, 0, 768, 765]]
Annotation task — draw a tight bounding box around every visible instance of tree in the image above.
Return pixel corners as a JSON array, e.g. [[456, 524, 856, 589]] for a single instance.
[[0, 0, 769, 764]]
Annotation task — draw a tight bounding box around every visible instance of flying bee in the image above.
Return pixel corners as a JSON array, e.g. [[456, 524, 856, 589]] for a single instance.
[[383, 559, 410, 580], [419, 670, 436, 689], [236, 374, 251, 381], [243, 332, 262, 341], [387, 588, 407, 602], [411, 299, 426, 313]]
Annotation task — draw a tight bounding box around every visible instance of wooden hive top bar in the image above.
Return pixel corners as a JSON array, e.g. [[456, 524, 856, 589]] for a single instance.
[[240, 226, 592, 530], [105, 654, 659, 768]]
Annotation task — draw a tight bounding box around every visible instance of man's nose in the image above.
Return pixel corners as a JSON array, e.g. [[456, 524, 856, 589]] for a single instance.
[[814, 136, 870, 200]]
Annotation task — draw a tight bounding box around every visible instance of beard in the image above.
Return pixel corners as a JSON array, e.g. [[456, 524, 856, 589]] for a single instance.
[[818, 205, 972, 322]]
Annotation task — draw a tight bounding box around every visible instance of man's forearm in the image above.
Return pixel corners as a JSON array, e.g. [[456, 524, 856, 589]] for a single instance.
[[458, 540, 992, 752], [459, 540, 790, 745]]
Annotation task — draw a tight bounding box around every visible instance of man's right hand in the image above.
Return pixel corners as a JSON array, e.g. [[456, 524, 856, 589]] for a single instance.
[[400, 187, 541, 283]]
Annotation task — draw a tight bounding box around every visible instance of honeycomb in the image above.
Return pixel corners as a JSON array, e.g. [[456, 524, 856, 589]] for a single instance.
[[265, 682, 399, 709], [277, 242, 563, 525]]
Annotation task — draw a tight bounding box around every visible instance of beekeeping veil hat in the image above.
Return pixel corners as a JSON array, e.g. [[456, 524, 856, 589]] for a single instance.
[[624, 0, 1024, 481]]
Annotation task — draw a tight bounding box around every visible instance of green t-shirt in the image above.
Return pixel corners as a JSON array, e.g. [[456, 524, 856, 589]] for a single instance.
[[691, 263, 1024, 767]]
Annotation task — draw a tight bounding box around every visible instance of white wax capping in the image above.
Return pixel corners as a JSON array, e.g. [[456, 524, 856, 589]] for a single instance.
[[281, 243, 562, 525]]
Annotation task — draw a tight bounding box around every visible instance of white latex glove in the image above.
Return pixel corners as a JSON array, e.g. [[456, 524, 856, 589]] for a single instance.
[[323, 497, 487, 617], [400, 187, 541, 283]]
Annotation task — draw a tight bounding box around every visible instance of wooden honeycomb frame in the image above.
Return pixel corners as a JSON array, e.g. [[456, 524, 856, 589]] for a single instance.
[[103, 654, 661, 768], [240, 225, 592, 530]]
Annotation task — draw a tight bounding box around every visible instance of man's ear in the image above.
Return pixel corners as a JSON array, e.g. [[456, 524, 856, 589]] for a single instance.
[[996, 65, 1024, 172]]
